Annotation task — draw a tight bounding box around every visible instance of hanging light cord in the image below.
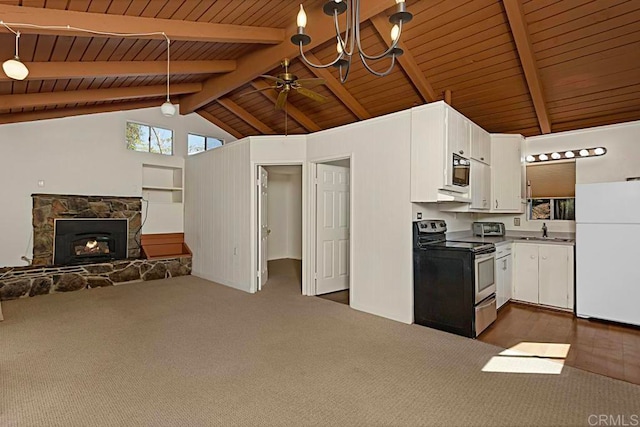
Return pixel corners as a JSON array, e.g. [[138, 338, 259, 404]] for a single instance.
[[0, 20, 171, 103]]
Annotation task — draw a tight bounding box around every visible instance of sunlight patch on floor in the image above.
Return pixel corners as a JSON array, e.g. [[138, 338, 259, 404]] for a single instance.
[[482, 342, 570, 375]]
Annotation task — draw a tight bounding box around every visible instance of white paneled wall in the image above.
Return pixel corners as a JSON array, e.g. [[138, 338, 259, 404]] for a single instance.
[[307, 111, 416, 324], [184, 139, 252, 292], [265, 169, 302, 261]]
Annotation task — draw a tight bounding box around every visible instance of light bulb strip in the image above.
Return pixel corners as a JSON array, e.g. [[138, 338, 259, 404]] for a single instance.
[[526, 147, 607, 163]]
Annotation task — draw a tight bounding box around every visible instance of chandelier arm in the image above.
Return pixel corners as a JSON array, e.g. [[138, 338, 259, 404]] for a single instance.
[[338, 56, 351, 83], [357, 16, 404, 61], [298, 43, 345, 69], [359, 52, 398, 77], [335, 9, 353, 57]]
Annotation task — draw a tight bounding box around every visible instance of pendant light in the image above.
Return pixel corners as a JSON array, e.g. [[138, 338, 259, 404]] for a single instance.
[[160, 35, 176, 117], [2, 29, 29, 81]]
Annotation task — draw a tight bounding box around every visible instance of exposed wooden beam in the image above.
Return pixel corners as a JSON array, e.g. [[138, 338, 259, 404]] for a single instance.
[[250, 80, 321, 132], [217, 98, 276, 135], [502, 0, 552, 134], [444, 89, 452, 105], [0, 5, 284, 44], [370, 16, 437, 103], [197, 110, 244, 140], [0, 99, 162, 125], [0, 60, 236, 82], [301, 52, 371, 121], [0, 83, 201, 110], [180, 0, 393, 114]]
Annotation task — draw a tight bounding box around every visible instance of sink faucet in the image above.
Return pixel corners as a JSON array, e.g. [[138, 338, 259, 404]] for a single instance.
[[542, 222, 548, 238]]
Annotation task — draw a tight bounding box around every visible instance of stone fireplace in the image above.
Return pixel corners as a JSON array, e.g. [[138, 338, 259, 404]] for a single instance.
[[0, 194, 192, 302], [32, 194, 142, 266]]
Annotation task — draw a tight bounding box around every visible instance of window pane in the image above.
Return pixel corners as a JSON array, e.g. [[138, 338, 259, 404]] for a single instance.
[[530, 199, 551, 220], [188, 134, 205, 155], [150, 126, 173, 155], [206, 137, 223, 150], [554, 199, 575, 220], [126, 122, 150, 152]]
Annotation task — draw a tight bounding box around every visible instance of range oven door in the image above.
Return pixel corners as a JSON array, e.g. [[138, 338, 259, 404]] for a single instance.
[[474, 251, 496, 304]]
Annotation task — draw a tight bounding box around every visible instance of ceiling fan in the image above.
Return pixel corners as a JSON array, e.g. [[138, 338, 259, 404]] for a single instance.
[[247, 58, 328, 109]]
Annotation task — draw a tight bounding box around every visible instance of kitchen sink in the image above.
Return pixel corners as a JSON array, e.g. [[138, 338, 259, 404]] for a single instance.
[[516, 236, 574, 242]]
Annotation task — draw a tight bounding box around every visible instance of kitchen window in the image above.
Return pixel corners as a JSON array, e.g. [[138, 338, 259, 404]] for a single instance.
[[126, 122, 173, 156], [526, 161, 575, 221], [188, 133, 224, 155]]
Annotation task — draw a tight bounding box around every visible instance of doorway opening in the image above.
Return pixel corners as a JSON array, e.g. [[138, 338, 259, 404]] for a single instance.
[[313, 158, 351, 306], [257, 165, 303, 294]]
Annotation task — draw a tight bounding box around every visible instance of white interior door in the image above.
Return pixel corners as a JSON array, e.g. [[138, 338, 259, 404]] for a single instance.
[[316, 163, 350, 295], [258, 166, 269, 290]]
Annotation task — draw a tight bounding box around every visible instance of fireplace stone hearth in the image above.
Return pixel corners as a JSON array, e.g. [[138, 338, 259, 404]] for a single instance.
[[32, 194, 142, 266]]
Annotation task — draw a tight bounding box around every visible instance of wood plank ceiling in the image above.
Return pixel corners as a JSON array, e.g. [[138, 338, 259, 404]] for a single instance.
[[0, 0, 638, 136]]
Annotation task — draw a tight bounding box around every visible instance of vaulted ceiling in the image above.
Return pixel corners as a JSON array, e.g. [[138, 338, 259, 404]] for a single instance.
[[0, 0, 638, 138]]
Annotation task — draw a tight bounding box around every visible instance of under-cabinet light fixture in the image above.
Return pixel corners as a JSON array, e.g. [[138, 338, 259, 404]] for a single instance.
[[526, 147, 607, 163], [0, 20, 174, 117]]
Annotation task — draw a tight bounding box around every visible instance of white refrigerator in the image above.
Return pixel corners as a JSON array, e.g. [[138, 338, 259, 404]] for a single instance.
[[575, 181, 640, 326]]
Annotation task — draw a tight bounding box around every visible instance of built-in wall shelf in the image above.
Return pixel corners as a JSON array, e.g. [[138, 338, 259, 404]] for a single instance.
[[142, 164, 183, 203]]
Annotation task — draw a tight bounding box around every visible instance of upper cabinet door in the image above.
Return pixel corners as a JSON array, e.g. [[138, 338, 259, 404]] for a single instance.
[[490, 134, 524, 212], [470, 122, 491, 165], [446, 107, 471, 159]]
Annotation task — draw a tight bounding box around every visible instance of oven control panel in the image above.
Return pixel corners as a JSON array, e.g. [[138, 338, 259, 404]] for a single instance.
[[415, 220, 447, 234]]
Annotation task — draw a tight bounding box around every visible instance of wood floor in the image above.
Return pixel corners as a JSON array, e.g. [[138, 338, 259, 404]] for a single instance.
[[317, 290, 350, 305], [479, 302, 640, 385]]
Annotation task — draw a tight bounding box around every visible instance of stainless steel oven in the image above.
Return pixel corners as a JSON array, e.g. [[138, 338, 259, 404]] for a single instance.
[[474, 251, 496, 304]]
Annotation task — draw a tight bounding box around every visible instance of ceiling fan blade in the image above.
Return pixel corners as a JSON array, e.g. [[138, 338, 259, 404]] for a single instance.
[[260, 75, 285, 84], [275, 89, 289, 110], [295, 78, 326, 88], [238, 86, 277, 97], [295, 86, 327, 103]]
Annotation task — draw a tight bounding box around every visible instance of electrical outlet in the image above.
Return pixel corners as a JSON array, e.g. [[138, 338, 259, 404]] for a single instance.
[[417, 212, 422, 219], [37, 180, 45, 187], [514, 218, 521, 226]]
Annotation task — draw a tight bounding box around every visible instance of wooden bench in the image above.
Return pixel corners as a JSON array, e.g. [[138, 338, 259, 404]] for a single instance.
[[141, 233, 192, 260]]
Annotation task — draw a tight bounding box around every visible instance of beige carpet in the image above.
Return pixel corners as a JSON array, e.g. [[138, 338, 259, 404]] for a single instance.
[[1, 259, 638, 426]]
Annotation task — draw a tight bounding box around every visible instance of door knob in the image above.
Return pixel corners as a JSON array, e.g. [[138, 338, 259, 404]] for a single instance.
[[530, 255, 535, 259], [542, 256, 547, 260], [459, 150, 464, 155]]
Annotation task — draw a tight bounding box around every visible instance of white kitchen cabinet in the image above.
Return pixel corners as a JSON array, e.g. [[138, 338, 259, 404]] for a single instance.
[[447, 107, 471, 160], [495, 244, 513, 308], [470, 160, 490, 210], [410, 102, 473, 203], [513, 243, 574, 310], [470, 122, 491, 165], [513, 243, 539, 303], [490, 134, 524, 213]]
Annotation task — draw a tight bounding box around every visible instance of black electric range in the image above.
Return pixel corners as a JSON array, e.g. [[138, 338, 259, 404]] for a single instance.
[[413, 219, 497, 338]]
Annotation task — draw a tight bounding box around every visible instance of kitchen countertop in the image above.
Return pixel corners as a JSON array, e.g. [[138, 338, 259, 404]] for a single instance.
[[448, 231, 575, 246]]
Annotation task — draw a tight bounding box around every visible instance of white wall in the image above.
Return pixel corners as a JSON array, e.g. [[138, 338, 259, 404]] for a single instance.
[[265, 167, 302, 261], [184, 139, 251, 291], [411, 204, 474, 232], [0, 106, 234, 267], [307, 111, 414, 324], [478, 120, 640, 233]]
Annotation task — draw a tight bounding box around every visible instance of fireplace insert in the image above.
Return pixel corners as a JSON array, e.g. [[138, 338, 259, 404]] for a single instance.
[[54, 219, 128, 265]]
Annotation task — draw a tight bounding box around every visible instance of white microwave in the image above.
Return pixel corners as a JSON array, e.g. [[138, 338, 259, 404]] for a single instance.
[[444, 153, 470, 193]]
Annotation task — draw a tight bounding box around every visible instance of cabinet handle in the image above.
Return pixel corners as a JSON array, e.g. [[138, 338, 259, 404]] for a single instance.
[[530, 255, 535, 259], [495, 200, 498, 209], [542, 256, 547, 260], [481, 157, 484, 161], [459, 150, 464, 155], [503, 259, 507, 270]]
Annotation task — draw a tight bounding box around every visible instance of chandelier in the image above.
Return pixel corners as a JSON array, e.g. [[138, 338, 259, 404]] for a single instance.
[[290, 0, 412, 82]]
